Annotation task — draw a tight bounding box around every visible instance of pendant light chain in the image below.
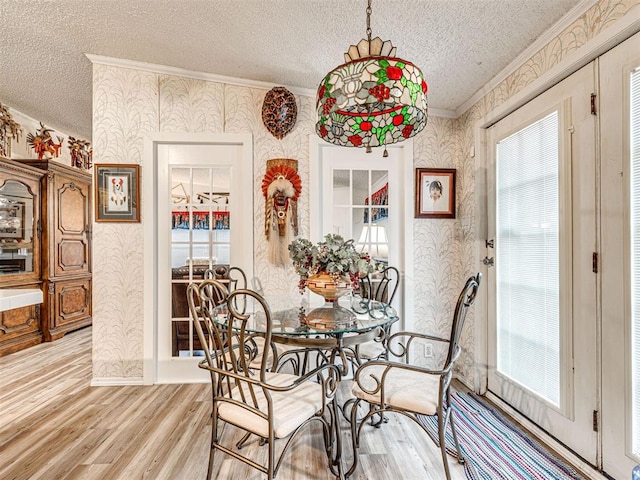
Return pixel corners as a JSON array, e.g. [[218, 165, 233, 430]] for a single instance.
[[366, 0, 372, 43]]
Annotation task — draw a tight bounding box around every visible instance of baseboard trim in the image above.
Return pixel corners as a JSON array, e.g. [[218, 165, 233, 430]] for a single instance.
[[90, 377, 145, 386]]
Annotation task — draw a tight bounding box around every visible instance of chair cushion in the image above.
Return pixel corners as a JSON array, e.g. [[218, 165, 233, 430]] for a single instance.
[[218, 372, 323, 439], [356, 341, 385, 360], [351, 364, 441, 415]]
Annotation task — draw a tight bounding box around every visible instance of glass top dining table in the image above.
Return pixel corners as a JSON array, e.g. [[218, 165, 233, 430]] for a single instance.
[[216, 292, 397, 338]]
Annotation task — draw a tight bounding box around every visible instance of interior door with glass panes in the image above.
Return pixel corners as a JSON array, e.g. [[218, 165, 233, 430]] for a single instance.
[[486, 62, 597, 462], [321, 148, 401, 313], [156, 142, 252, 383]]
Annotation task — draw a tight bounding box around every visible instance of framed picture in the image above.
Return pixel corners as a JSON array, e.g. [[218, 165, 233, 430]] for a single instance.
[[415, 168, 456, 218], [94, 164, 140, 222]]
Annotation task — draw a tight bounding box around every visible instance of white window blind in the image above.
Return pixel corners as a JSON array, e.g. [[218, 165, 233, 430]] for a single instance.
[[630, 67, 640, 455], [496, 111, 560, 405]]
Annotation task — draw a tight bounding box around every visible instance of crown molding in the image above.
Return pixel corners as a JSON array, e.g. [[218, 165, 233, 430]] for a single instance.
[[85, 54, 318, 98], [478, 10, 640, 129], [455, 0, 599, 117], [429, 107, 457, 119], [86, 53, 459, 119]]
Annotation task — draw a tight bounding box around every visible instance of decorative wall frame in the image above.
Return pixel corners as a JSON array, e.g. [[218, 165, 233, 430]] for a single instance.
[[95, 164, 140, 222], [415, 168, 456, 219]]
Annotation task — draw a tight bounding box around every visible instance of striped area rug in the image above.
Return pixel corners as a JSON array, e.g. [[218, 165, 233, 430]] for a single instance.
[[417, 393, 585, 480]]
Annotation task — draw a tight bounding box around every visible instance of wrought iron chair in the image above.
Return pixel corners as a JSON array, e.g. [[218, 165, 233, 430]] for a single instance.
[[205, 267, 301, 372], [204, 265, 248, 296], [348, 272, 481, 479], [187, 280, 342, 480], [349, 265, 400, 364]]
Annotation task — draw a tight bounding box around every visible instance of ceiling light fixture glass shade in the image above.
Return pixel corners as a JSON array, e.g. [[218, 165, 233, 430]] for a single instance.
[[316, 0, 428, 151]]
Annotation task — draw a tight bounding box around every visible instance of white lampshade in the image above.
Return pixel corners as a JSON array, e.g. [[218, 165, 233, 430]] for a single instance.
[[357, 224, 388, 259]]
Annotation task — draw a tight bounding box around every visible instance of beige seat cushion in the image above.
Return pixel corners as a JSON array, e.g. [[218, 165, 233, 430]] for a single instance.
[[351, 364, 440, 415], [355, 341, 385, 360], [218, 372, 323, 439]]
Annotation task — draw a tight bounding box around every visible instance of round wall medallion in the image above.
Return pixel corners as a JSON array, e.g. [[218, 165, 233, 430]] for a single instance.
[[262, 87, 297, 140]]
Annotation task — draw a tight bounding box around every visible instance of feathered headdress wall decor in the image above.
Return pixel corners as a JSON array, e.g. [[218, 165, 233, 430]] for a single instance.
[[262, 159, 301, 266]]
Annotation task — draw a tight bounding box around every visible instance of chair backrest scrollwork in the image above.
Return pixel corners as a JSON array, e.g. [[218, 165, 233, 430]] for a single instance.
[[445, 272, 482, 366], [360, 265, 400, 304], [188, 280, 274, 397]]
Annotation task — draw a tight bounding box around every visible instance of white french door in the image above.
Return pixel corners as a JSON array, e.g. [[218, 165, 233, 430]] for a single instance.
[[310, 139, 412, 328], [487, 63, 598, 462], [600, 30, 640, 478], [147, 136, 253, 383]]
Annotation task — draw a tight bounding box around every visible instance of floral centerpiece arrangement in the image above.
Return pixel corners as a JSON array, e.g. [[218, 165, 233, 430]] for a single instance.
[[289, 233, 374, 295]]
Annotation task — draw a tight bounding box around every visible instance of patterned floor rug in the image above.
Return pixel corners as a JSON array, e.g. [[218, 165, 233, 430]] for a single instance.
[[417, 392, 585, 480]]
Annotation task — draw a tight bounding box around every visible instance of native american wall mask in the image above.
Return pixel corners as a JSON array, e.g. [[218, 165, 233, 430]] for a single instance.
[[262, 159, 301, 266], [262, 87, 297, 140]]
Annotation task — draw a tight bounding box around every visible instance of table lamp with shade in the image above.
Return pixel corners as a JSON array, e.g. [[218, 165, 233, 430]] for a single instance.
[[357, 224, 388, 262]]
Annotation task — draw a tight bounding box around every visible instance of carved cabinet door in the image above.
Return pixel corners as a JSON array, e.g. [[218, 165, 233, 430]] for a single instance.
[[49, 171, 91, 277]]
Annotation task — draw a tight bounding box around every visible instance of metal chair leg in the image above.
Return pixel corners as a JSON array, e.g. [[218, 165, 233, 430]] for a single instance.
[[437, 408, 453, 480]]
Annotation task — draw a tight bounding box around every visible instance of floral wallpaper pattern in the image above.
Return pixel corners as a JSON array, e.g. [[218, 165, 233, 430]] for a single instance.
[[93, 65, 158, 378], [91, 0, 639, 384], [159, 75, 224, 133]]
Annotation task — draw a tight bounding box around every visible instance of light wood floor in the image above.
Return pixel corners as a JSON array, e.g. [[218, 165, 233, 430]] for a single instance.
[[0, 327, 466, 480]]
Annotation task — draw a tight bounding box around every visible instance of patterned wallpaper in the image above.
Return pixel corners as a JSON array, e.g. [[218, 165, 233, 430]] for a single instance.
[[93, 66, 157, 378], [92, 68, 314, 378], [91, 0, 640, 384]]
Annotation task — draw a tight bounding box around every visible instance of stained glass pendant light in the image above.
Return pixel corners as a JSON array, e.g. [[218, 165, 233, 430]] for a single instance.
[[316, 0, 428, 152]]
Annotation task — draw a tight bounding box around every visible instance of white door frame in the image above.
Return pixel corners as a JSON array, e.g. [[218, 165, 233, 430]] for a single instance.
[[309, 137, 414, 332], [485, 62, 598, 462], [600, 30, 640, 478], [142, 133, 253, 385]]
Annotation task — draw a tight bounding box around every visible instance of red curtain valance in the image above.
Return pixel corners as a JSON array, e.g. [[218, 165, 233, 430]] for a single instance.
[[172, 211, 230, 230], [364, 183, 388, 223]]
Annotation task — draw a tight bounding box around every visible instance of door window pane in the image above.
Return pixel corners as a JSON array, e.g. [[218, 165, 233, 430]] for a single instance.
[[169, 165, 231, 357], [331, 167, 389, 265], [351, 170, 369, 205], [496, 111, 560, 405]]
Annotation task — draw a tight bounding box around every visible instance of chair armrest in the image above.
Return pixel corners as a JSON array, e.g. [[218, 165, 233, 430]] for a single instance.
[[198, 359, 341, 398], [287, 363, 341, 399], [386, 330, 450, 360], [353, 359, 451, 396]]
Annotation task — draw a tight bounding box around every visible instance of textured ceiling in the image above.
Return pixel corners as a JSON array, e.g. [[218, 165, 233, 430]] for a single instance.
[[0, 0, 583, 140]]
